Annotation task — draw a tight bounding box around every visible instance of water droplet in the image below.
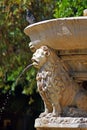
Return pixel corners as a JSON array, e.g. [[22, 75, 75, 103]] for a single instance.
[[2, 107, 4, 110]]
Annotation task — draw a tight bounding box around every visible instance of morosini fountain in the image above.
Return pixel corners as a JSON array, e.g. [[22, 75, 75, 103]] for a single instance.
[[24, 15, 87, 130]]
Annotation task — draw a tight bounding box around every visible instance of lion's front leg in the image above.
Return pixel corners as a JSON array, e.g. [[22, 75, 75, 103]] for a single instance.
[[52, 103, 62, 117], [46, 103, 62, 117], [39, 90, 52, 117], [39, 102, 52, 117]]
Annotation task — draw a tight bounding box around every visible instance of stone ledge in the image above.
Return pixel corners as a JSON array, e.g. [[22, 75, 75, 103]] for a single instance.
[[35, 117, 87, 128]]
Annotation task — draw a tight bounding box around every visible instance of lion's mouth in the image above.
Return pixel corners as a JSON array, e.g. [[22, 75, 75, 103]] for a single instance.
[[32, 58, 39, 66]]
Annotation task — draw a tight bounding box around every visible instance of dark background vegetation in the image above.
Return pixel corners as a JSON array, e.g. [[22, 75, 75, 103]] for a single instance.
[[0, 0, 87, 129]]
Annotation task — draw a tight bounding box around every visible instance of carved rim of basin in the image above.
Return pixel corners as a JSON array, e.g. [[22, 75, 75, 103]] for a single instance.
[[24, 16, 87, 50]]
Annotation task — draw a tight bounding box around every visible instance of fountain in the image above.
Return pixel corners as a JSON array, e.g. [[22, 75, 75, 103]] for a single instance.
[[24, 16, 87, 130]]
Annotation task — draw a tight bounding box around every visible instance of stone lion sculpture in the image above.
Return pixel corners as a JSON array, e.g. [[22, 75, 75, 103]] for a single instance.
[[32, 46, 87, 117]]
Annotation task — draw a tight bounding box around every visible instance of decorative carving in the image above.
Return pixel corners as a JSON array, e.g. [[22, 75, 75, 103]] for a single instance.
[[35, 117, 87, 128], [32, 46, 87, 117]]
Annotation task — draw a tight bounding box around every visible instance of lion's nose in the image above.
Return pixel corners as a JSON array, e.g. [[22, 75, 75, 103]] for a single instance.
[[31, 57, 38, 63]]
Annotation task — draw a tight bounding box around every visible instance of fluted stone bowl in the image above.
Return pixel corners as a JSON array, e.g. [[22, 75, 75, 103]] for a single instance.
[[24, 17, 87, 50]]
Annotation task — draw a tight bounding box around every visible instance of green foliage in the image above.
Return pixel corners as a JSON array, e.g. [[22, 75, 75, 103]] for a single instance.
[[54, 0, 87, 18], [0, 0, 87, 95], [22, 67, 37, 95], [0, 0, 32, 94], [0, 0, 56, 96]]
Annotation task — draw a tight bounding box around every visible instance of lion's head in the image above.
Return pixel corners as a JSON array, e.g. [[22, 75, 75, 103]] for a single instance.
[[32, 46, 50, 69]]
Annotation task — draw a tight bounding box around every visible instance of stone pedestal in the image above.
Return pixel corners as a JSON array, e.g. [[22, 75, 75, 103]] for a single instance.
[[35, 117, 87, 130], [36, 128, 87, 130]]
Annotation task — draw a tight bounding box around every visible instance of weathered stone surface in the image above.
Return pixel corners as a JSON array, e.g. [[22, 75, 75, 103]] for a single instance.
[[35, 117, 87, 128], [62, 107, 87, 117], [24, 17, 87, 50], [24, 17, 87, 81], [36, 129, 87, 130], [24, 16, 87, 130], [32, 46, 87, 118]]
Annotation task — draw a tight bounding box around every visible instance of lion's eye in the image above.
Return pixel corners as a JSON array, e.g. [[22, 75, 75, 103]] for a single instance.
[[44, 51, 50, 56], [45, 52, 48, 55]]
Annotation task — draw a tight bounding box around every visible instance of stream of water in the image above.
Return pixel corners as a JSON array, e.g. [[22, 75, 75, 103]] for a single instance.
[[12, 63, 33, 90]]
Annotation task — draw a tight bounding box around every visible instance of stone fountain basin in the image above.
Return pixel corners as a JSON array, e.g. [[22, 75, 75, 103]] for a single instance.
[[24, 16, 87, 50], [24, 17, 87, 82]]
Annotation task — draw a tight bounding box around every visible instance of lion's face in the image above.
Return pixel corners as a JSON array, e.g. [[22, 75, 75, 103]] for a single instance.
[[32, 46, 50, 69]]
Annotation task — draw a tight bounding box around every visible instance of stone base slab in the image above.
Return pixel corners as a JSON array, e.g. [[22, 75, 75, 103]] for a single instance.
[[35, 117, 87, 130], [36, 128, 87, 130]]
